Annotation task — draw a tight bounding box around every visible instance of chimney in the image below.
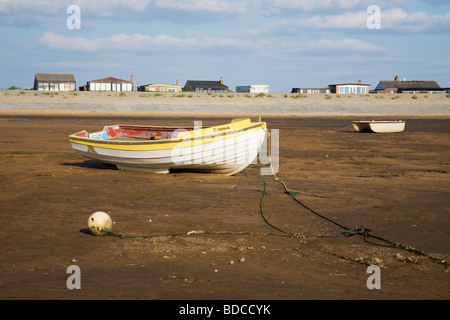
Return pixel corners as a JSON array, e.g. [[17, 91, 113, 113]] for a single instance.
[[220, 77, 223, 84], [177, 79, 180, 86], [395, 75, 399, 81], [358, 79, 361, 85]]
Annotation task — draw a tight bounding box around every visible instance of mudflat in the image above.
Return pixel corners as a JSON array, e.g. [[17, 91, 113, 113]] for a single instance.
[[0, 111, 449, 300]]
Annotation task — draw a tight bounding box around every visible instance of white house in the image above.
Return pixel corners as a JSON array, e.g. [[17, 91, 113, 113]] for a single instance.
[[236, 85, 269, 93], [85, 76, 134, 92]]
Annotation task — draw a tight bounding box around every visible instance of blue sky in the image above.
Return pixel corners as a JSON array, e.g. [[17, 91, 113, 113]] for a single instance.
[[1, 0, 449, 92]]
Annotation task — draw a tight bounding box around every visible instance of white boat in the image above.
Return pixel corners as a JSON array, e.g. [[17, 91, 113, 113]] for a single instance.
[[68, 117, 267, 175], [352, 120, 406, 133]]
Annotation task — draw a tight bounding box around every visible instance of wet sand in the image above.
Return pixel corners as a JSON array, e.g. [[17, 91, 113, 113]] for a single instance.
[[0, 109, 449, 301]]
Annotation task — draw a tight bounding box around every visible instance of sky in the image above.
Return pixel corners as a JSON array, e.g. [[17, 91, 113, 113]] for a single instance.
[[0, 0, 449, 92]]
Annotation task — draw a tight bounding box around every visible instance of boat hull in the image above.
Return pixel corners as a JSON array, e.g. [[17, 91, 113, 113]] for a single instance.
[[69, 118, 267, 175], [352, 121, 405, 133]]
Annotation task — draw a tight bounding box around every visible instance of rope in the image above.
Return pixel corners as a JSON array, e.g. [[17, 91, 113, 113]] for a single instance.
[[104, 230, 325, 239], [257, 133, 449, 269]]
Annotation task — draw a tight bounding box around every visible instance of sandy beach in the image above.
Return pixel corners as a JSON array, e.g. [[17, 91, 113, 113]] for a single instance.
[[1, 89, 449, 115], [0, 91, 449, 302]]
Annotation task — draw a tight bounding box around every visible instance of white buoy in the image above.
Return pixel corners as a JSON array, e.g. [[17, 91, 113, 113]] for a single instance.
[[87, 211, 113, 236]]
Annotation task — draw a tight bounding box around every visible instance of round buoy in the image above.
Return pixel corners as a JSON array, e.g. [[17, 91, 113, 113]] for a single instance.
[[87, 211, 113, 236]]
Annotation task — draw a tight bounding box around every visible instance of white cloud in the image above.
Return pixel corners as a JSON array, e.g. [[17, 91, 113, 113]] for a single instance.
[[249, 7, 450, 35], [308, 38, 388, 52], [153, 0, 246, 14], [39, 31, 271, 52], [382, 8, 450, 32], [282, 38, 388, 53], [267, 0, 409, 11], [0, 0, 245, 17]]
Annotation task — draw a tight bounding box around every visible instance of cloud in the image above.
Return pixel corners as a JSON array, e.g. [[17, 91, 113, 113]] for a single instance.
[[247, 7, 450, 35], [382, 9, 450, 32], [266, 0, 408, 12], [308, 38, 388, 52], [153, 0, 246, 14], [39, 32, 271, 52], [0, 0, 245, 20], [282, 38, 388, 53]]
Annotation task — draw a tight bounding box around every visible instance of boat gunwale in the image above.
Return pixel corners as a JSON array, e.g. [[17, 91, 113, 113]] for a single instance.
[[69, 122, 266, 146], [351, 120, 405, 124]]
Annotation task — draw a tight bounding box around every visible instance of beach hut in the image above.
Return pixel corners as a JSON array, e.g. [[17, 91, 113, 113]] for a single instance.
[[183, 77, 230, 93], [236, 85, 269, 93], [374, 76, 444, 94], [33, 73, 76, 91], [328, 80, 370, 94], [138, 79, 182, 92], [291, 87, 330, 94], [85, 76, 134, 92]]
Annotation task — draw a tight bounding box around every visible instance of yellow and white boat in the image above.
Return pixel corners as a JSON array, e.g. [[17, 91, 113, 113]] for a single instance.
[[69, 117, 267, 175]]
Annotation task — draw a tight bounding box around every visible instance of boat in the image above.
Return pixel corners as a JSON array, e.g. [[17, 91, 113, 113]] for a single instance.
[[68, 117, 267, 175], [352, 120, 406, 133]]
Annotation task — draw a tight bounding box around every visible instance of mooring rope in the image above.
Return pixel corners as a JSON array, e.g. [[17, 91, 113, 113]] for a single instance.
[[258, 131, 448, 269]]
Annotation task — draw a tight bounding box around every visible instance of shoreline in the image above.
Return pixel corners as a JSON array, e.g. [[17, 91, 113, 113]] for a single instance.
[[1, 90, 449, 117], [1, 108, 449, 119]]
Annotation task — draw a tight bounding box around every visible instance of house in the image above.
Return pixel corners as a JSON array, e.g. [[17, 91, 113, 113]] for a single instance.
[[291, 87, 330, 94], [82, 76, 134, 92], [183, 77, 230, 93], [374, 76, 444, 94], [236, 85, 269, 93], [138, 79, 182, 92], [34, 73, 76, 91], [328, 80, 370, 94]]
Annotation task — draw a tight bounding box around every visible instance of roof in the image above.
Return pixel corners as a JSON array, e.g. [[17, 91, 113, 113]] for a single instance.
[[185, 80, 228, 88], [35, 73, 75, 82], [329, 83, 370, 86], [139, 83, 180, 87], [88, 77, 132, 84], [377, 80, 441, 90]]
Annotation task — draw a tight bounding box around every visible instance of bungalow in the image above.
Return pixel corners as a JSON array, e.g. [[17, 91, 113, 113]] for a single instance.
[[138, 79, 182, 92], [183, 77, 230, 93], [374, 76, 443, 94], [34, 73, 76, 91], [291, 87, 330, 94], [328, 81, 370, 94], [82, 76, 134, 92], [236, 85, 269, 93]]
